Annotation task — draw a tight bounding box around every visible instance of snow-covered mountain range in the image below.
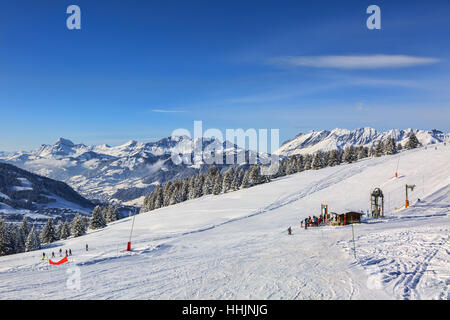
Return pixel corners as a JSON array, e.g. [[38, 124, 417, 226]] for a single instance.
[[0, 128, 447, 205], [275, 128, 448, 156], [0, 137, 263, 205], [0, 162, 93, 224]]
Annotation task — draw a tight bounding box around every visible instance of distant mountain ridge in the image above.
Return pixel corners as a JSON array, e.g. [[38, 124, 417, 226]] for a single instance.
[[275, 128, 448, 156], [0, 136, 266, 204]]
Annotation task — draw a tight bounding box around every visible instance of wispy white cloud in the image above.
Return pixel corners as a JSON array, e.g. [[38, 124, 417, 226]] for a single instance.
[[152, 109, 187, 113], [268, 55, 440, 69]]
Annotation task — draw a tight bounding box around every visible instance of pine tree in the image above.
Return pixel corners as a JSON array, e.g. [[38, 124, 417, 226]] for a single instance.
[[20, 217, 29, 238], [4, 223, 16, 255], [311, 152, 323, 170], [180, 178, 190, 202], [222, 168, 233, 193], [154, 185, 163, 208], [374, 140, 384, 157], [384, 137, 397, 155], [109, 207, 120, 222], [213, 174, 222, 195], [14, 225, 26, 254], [61, 221, 70, 239], [286, 157, 297, 175], [249, 165, 261, 186], [0, 218, 8, 256], [230, 169, 240, 191], [303, 154, 312, 170], [55, 220, 64, 240], [296, 155, 304, 172], [71, 214, 86, 237], [163, 181, 174, 206], [405, 133, 420, 150], [40, 218, 56, 244], [241, 169, 250, 188], [327, 150, 339, 167], [82, 216, 89, 231], [343, 146, 356, 163], [368, 146, 375, 157], [397, 142, 403, 151], [357, 146, 368, 160], [25, 226, 40, 252], [90, 206, 107, 229]]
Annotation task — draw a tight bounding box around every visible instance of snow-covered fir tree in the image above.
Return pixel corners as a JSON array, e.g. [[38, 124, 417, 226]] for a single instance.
[[61, 221, 70, 239], [25, 226, 40, 252], [202, 170, 216, 195], [0, 218, 8, 256], [154, 185, 163, 208], [82, 215, 89, 231], [163, 181, 174, 207], [397, 142, 403, 151], [55, 220, 64, 240], [222, 168, 233, 193], [286, 157, 297, 175], [90, 206, 107, 229], [356, 146, 369, 160], [230, 169, 241, 191], [108, 206, 120, 222], [295, 155, 304, 172], [40, 218, 56, 244], [343, 146, 356, 163], [327, 149, 340, 167], [14, 225, 26, 254], [20, 217, 29, 238], [311, 152, 323, 170], [3, 223, 16, 255], [249, 165, 262, 186], [71, 214, 86, 237], [374, 140, 384, 157], [241, 169, 250, 188], [303, 154, 312, 170], [213, 174, 222, 195], [405, 133, 420, 150]]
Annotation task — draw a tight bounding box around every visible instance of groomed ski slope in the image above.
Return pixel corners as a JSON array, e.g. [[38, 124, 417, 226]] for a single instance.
[[0, 144, 449, 300]]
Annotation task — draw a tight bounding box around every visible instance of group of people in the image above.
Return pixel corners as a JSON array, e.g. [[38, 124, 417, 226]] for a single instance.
[[301, 214, 326, 229], [41, 244, 89, 261], [42, 248, 72, 260], [288, 214, 328, 234]]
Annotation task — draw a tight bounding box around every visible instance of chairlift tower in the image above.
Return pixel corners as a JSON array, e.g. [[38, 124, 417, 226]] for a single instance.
[[370, 188, 384, 218]]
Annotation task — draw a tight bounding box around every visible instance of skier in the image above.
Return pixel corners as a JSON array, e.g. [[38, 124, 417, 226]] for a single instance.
[[42, 252, 46, 260], [301, 220, 303, 228], [304, 218, 308, 230], [69, 249, 72, 256], [287, 227, 292, 235], [59, 248, 62, 256], [65, 249, 68, 257], [52, 252, 55, 258], [86, 244, 88, 251]]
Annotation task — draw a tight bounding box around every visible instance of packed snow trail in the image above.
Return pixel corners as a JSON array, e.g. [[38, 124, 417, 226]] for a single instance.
[[0, 144, 448, 299]]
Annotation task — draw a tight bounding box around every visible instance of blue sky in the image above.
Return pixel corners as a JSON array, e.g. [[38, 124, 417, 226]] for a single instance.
[[0, 0, 449, 151]]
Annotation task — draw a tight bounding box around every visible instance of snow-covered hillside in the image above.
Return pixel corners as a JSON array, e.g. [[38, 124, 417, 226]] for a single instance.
[[0, 143, 448, 299], [276, 128, 448, 156], [0, 163, 94, 224], [0, 137, 265, 204]]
